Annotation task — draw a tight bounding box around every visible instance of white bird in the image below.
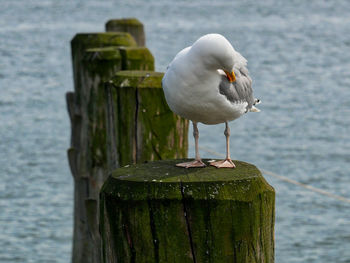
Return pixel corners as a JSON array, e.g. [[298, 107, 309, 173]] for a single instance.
[[162, 34, 260, 168]]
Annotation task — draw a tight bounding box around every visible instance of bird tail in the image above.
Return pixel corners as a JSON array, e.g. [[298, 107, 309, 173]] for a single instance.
[[250, 99, 261, 112]]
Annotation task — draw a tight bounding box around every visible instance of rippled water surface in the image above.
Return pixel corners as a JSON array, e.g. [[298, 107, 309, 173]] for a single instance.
[[1, 0, 350, 262]]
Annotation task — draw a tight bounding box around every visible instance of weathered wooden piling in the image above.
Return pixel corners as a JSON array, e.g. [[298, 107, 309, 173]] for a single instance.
[[105, 71, 189, 169], [70, 33, 137, 106], [68, 33, 137, 263], [100, 159, 275, 263], [67, 20, 189, 263], [106, 18, 145, 46]]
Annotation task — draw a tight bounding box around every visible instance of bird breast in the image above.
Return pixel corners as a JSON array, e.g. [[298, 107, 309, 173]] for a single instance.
[[163, 64, 247, 125]]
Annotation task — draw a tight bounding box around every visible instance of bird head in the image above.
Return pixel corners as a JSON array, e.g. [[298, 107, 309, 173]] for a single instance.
[[190, 34, 244, 83]]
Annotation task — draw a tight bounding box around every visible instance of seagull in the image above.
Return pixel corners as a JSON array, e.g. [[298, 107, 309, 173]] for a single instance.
[[162, 34, 260, 168]]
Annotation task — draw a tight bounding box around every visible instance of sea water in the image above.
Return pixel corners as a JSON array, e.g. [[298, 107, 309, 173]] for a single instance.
[[0, 0, 349, 262]]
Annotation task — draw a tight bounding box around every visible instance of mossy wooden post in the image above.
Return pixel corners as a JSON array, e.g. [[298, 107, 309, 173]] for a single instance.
[[68, 30, 189, 263], [105, 71, 189, 170], [100, 159, 275, 263], [106, 18, 145, 46], [70, 33, 136, 106], [68, 33, 137, 263]]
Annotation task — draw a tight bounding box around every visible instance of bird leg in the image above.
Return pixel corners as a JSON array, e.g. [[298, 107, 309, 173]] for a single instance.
[[176, 122, 206, 168], [210, 122, 236, 168]]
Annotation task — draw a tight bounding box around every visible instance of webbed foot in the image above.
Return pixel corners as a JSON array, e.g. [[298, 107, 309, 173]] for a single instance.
[[209, 159, 236, 168], [176, 160, 206, 168]]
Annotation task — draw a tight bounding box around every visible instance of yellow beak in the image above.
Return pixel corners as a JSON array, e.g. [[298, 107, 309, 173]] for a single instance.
[[224, 70, 236, 83]]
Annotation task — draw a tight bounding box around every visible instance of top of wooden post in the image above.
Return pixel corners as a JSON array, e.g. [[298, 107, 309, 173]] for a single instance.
[[84, 47, 122, 61], [106, 18, 143, 27], [101, 159, 275, 262], [109, 70, 163, 88], [71, 32, 137, 50], [102, 159, 274, 201], [105, 18, 145, 46]]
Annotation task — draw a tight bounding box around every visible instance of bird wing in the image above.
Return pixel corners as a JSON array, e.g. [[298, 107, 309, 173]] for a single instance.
[[218, 67, 255, 111], [233, 50, 247, 69]]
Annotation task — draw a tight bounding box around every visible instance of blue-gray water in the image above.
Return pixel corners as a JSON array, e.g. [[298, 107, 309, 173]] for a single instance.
[[1, 0, 349, 262]]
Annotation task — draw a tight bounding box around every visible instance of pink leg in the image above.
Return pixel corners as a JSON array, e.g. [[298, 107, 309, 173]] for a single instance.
[[176, 122, 206, 168], [209, 122, 236, 168]]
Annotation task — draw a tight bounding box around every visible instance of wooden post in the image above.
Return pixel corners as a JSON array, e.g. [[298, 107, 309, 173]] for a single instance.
[[68, 29, 189, 262], [118, 46, 154, 70], [68, 33, 140, 263], [106, 18, 145, 46], [100, 159, 275, 263], [68, 45, 122, 263], [70, 33, 137, 106], [105, 70, 189, 169]]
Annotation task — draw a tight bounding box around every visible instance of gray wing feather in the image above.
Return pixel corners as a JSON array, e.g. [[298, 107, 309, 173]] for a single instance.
[[219, 67, 254, 111]]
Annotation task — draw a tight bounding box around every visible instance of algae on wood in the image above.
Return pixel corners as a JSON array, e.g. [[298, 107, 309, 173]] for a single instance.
[[71, 33, 137, 106], [105, 71, 189, 169], [68, 31, 186, 263], [119, 47, 155, 71], [68, 33, 146, 263], [106, 18, 145, 46], [100, 159, 275, 263], [69, 46, 124, 263], [68, 26, 189, 263]]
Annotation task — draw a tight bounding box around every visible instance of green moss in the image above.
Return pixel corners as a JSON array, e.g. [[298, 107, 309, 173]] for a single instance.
[[105, 18, 145, 46], [105, 71, 188, 166], [100, 159, 275, 262], [71, 32, 137, 48], [84, 46, 154, 71], [83, 49, 122, 80], [106, 159, 272, 202], [119, 47, 153, 60], [137, 88, 188, 162], [115, 86, 137, 166], [111, 159, 258, 182], [106, 18, 143, 27], [85, 47, 122, 60], [118, 47, 155, 70], [78, 48, 124, 171], [110, 70, 164, 88], [71, 32, 136, 107]]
